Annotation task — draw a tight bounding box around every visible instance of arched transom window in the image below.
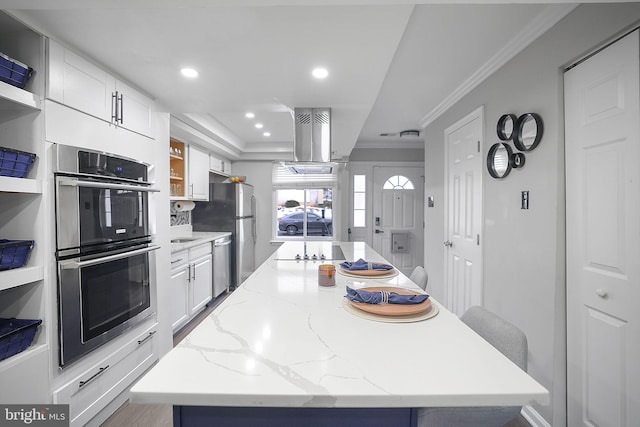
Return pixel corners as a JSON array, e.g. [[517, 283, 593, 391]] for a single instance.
[[383, 175, 415, 190]]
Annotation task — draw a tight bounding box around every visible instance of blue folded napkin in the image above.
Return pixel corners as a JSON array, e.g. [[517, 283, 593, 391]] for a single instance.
[[345, 286, 429, 305], [339, 258, 393, 271]]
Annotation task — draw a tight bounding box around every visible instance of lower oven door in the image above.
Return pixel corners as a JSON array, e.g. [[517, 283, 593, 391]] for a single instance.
[[58, 245, 159, 367]]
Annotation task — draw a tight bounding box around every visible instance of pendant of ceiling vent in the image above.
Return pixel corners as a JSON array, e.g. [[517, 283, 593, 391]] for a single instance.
[[379, 129, 421, 137]]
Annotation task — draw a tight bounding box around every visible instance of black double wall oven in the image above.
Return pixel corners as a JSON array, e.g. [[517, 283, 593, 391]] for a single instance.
[[54, 144, 159, 367]]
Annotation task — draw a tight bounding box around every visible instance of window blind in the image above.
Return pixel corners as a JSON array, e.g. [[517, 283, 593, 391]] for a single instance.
[[272, 162, 337, 188]]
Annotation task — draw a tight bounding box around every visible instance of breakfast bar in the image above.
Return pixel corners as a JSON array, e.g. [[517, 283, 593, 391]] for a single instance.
[[130, 242, 548, 426]]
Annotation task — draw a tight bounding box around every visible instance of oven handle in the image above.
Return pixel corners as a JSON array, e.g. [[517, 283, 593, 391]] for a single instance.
[[58, 178, 160, 193], [60, 245, 160, 270]]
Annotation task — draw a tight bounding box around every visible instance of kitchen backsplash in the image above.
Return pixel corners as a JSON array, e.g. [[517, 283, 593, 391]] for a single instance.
[[170, 202, 191, 226]]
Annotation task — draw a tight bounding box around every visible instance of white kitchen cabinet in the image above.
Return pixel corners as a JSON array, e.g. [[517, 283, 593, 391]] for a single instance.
[[169, 250, 190, 332], [47, 39, 153, 138], [209, 153, 231, 176], [53, 323, 158, 427], [190, 250, 213, 314], [114, 79, 153, 137], [188, 144, 209, 201], [170, 243, 213, 333]]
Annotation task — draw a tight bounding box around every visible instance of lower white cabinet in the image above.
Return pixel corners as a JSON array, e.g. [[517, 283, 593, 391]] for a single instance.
[[52, 323, 158, 427], [170, 243, 213, 333]]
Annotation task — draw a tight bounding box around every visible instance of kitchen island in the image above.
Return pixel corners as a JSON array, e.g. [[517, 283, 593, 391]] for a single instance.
[[131, 241, 548, 426]]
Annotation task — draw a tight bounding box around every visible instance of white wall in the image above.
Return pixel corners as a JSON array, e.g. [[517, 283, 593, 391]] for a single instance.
[[152, 112, 173, 357], [423, 4, 640, 426]]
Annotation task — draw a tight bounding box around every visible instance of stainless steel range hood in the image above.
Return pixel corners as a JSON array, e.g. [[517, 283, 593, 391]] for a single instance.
[[288, 107, 335, 174]]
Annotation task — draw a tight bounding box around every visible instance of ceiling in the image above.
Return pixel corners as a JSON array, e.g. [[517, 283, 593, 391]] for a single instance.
[[8, 1, 593, 161]]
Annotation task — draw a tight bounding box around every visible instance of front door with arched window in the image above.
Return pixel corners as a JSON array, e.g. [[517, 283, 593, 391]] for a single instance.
[[372, 166, 424, 277]]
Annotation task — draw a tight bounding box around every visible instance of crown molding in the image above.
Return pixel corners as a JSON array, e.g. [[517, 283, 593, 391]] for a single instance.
[[419, 3, 578, 129]]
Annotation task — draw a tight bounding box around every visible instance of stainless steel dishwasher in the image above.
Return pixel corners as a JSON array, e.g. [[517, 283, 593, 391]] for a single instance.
[[213, 235, 232, 297]]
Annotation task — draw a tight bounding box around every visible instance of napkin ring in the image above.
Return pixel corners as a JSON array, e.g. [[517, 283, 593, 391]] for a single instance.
[[380, 291, 390, 304]]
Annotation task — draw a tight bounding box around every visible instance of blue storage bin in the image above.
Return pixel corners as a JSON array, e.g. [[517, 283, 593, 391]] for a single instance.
[[0, 146, 36, 178], [0, 52, 33, 89], [0, 239, 34, 270], [0, 318, 42, 361]]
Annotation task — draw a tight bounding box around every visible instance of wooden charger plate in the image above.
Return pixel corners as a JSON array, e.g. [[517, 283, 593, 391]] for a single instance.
[[338, 267, 396, 277], [348, 286, 431, 316]]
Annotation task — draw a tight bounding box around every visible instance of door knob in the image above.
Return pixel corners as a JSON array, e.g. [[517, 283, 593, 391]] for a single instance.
[[375, 229, 384, 234], [443, 240, 453, 247]]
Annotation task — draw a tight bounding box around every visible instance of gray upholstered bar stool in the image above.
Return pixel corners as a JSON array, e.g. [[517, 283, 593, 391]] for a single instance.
[[409, 266, 428, 290], [417, 305, 528, 427]]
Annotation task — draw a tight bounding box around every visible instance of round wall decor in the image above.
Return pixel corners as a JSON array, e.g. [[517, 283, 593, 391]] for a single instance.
[[487, 142, 513, 179], [496, 114, 517, 141], [513, 113, 543, 151]]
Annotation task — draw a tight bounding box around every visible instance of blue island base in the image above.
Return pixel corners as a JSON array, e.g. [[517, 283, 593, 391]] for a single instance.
[[173, 406, 418, 427]]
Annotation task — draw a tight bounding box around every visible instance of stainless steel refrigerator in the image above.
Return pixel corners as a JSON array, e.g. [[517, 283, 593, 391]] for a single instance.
[[192, 183, 256, 289]]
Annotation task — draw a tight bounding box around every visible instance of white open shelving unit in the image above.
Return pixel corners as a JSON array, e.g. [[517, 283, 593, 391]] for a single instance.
[[0, 12, 51, 404]]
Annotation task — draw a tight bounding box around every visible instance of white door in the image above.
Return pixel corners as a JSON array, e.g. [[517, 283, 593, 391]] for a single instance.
[[191, 253, 213, 314], [115, 79, 154, 138], [47, 39, 115, 123], [565, 29, 640, 427], [170, 263, 190, 332], [188, 144, 210, 201], [372, 166, 424, 276], [444, 106, 483, 316]]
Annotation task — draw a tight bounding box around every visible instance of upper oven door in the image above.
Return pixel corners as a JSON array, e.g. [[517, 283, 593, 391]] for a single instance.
[[55, 176, 157, 253]]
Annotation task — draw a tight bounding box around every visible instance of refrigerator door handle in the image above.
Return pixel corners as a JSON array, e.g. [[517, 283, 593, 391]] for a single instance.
[[251, 194, 257, 243]]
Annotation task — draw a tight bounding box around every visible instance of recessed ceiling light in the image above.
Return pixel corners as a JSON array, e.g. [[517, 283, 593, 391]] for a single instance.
[[180, 68, 198, 78], [312, 67, 329, 79], [245, 112, 255, 119], [263, 132, 271, 137], [255, 123, 264, 129]]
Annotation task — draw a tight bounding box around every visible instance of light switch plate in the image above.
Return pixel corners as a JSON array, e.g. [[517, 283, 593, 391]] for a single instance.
[[521, 191, 529, 209]]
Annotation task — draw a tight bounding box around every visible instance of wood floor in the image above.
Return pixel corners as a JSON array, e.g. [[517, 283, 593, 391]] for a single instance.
[[102, 290, 533, 427]]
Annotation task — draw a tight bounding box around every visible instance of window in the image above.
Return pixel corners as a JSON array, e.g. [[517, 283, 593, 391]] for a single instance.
[[272, 162, 336, 239], [275, 189, 333, 238], [353, 174, 366, 227], [383, 175, 414, 190]]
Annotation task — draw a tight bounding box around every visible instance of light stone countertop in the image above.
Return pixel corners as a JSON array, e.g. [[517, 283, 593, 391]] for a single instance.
[[170, 231, 232, 253], [131, 241, 548, 408]]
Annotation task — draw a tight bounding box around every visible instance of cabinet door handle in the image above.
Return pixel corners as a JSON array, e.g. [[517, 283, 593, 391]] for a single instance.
[[191, 263, 196, 281], [137, 330, 156, 346], [79, 365, 110, 389], [111, 92, 118, 122], [118, 92, 124, 124]]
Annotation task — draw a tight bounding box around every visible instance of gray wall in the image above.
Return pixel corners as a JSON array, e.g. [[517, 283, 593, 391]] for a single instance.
[[349, 147, 424, 162], [423, 4, 640, 426]]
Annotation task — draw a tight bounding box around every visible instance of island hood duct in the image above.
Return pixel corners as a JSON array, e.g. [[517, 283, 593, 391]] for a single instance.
[[287, 107, 335, 174]]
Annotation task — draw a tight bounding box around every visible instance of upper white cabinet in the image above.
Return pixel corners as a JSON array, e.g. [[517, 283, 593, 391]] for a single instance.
[[188, 144, 209, 201], [47, 39, 153, 138], [209, 154, 231, 176], [115, 79, 153, 137]]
